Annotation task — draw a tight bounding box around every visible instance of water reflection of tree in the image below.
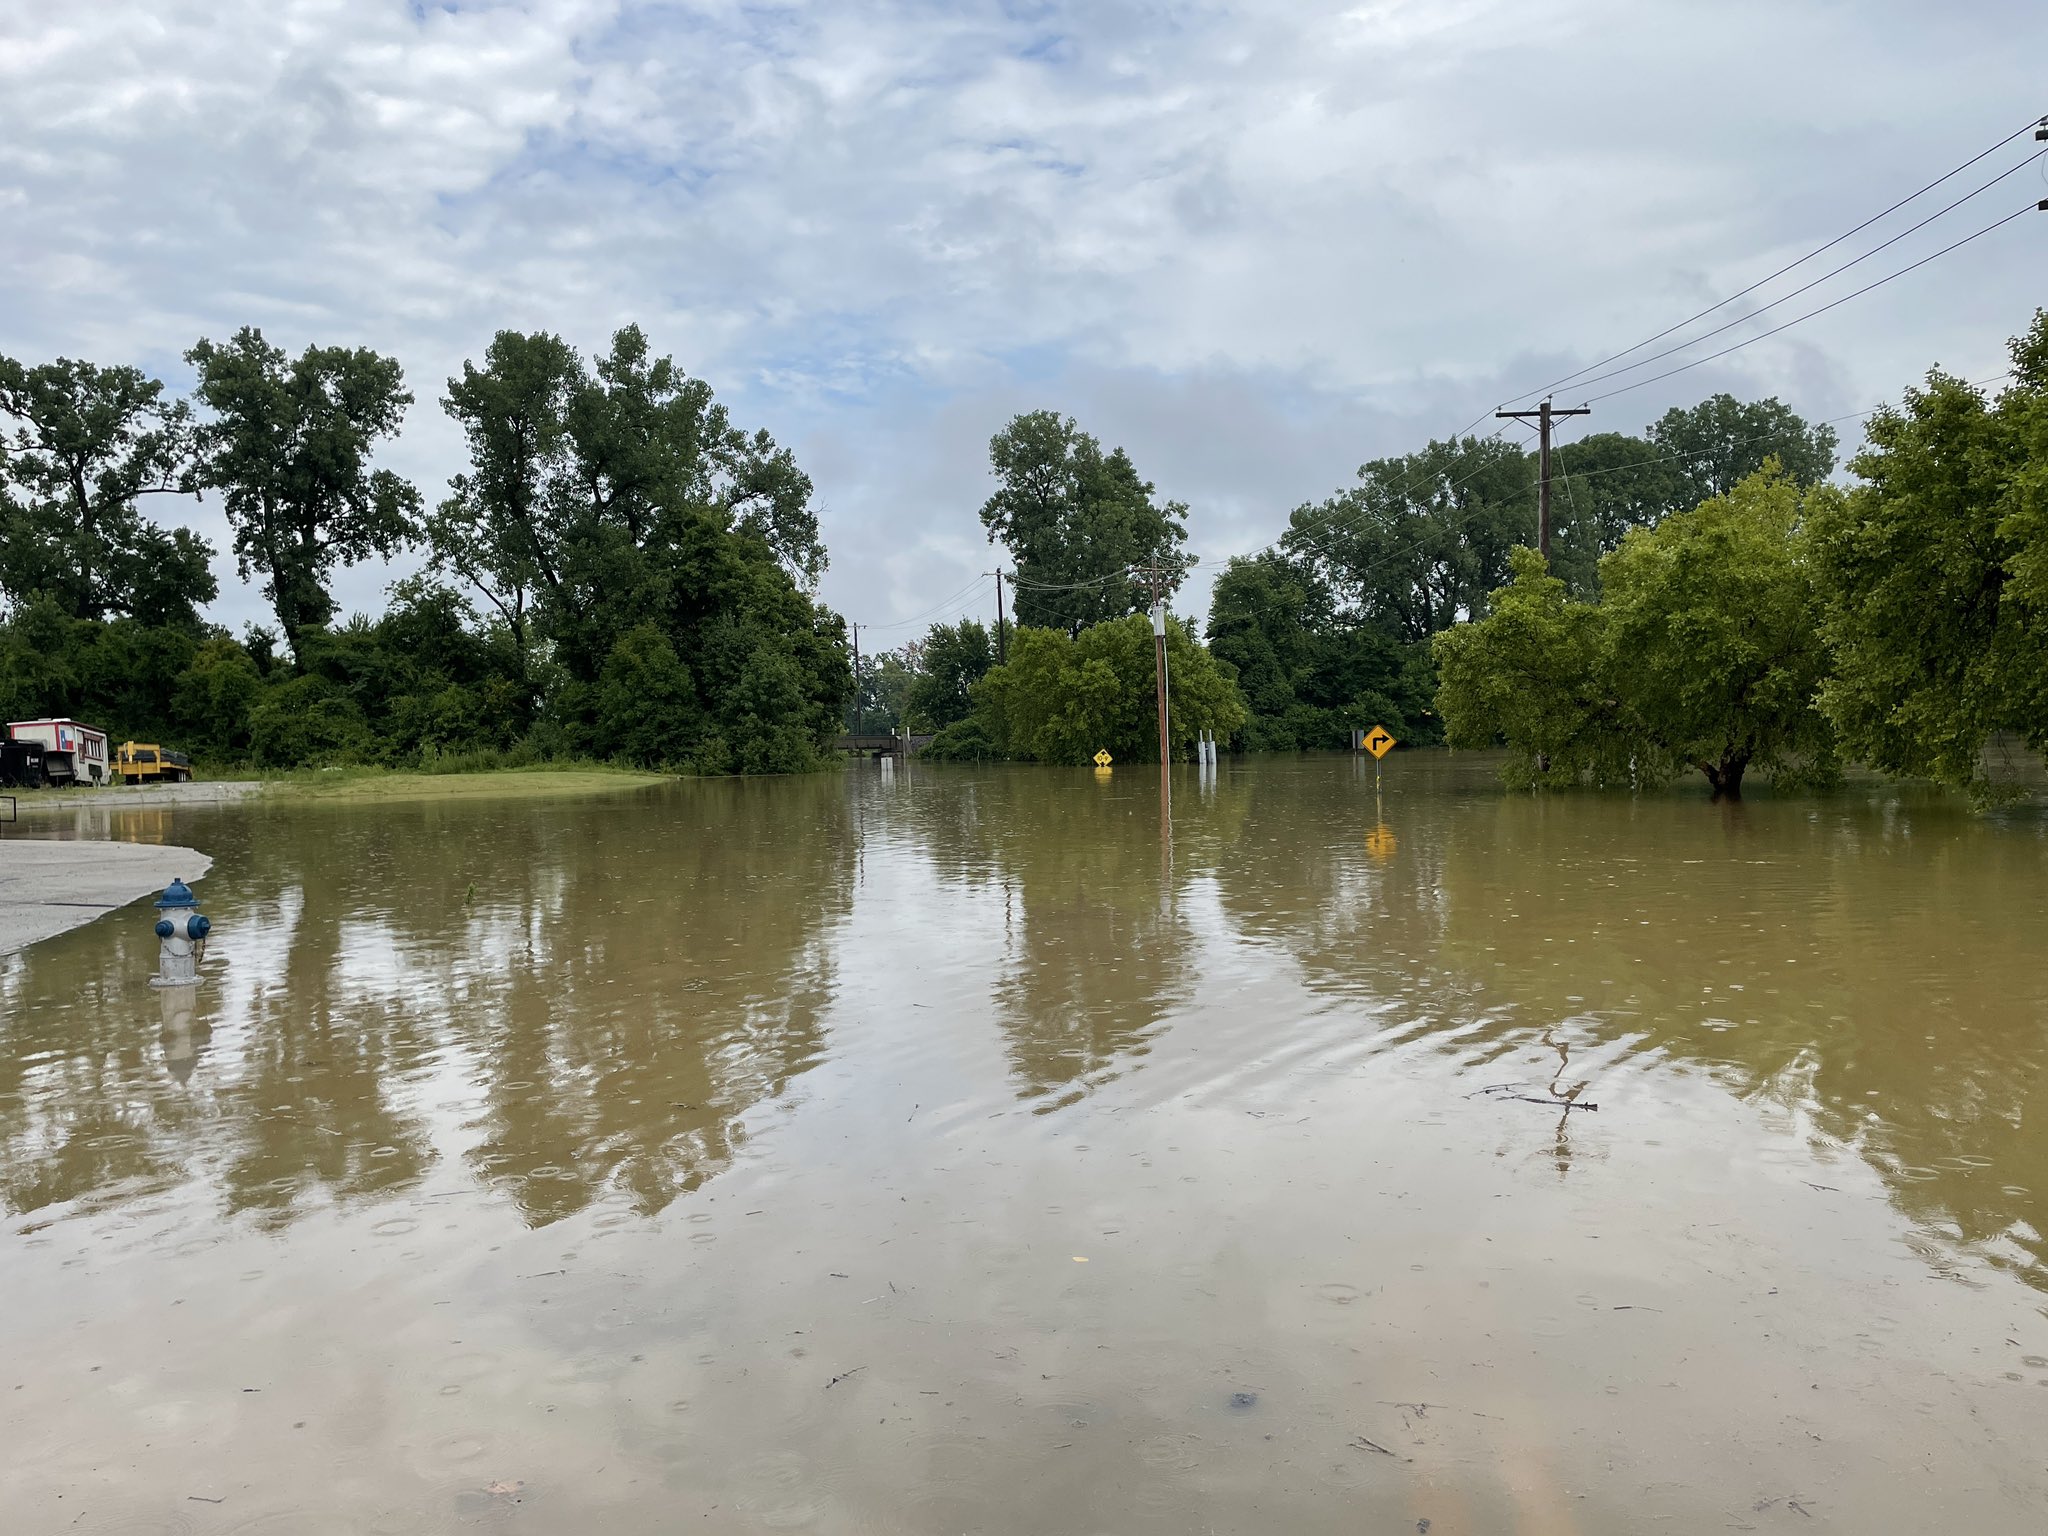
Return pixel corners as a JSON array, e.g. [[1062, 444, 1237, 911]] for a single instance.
[[899, 768, 1243, 1110], [0, 920, 203, 1214], [0, 779, 852, 1230], [1189, 764, 2048, 1288], [451, 777, 851, 1225]]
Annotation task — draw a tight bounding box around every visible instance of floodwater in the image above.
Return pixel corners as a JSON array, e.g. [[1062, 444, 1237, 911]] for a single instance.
[[3, 756, 2047, 1534]]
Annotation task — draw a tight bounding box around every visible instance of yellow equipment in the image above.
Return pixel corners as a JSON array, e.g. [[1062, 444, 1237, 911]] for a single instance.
[[117, 742, 195, 785]]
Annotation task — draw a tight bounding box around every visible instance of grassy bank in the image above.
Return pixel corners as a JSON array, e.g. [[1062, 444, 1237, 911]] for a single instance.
[[263, 762, 668, 803]]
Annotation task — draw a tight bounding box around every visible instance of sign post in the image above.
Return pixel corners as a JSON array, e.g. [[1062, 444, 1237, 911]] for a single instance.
[[1363, 724, 1396, 814]]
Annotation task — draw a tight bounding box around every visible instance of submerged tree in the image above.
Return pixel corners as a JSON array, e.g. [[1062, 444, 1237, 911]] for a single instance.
[[0, 354, 215, 626], [1435, 466, 1837, 797], [1599, 467, 1838, 797], [1206, 549, 1430, 749], [979, 410, 1188, 634], [185, 329, 422, 663]]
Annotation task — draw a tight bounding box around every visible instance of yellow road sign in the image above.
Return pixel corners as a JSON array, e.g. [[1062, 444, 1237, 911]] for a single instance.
[[1093, 749, 1113, 767], [1364, 725, 1396, 759]]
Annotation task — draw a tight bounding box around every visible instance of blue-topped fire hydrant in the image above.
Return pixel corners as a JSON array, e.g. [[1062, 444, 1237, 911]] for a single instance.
[[150, 878, 210, 989]]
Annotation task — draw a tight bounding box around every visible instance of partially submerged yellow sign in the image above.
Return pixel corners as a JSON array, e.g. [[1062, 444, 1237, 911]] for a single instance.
[[1364, 725, 1396, 760], [1093, 749, 1113, 767]]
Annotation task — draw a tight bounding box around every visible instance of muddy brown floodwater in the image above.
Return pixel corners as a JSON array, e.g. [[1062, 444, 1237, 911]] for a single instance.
[[3, 754, 2047, 1533]]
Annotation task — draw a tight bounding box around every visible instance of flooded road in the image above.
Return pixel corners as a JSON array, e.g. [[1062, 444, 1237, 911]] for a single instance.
[[3, 755, 2047, 1533]]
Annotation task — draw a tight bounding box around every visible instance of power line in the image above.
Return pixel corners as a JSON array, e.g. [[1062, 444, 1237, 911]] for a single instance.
[[853, 573, 992, 634], [1554, 369, 2013, 488], [1554, 149, 2044, 398], [1499, 111, 2048, 408], [1582, 201, 2041, 406]]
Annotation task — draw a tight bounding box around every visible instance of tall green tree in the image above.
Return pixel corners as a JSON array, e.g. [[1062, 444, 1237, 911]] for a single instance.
[[1809, 313, 2048, 791], [1547, 430, 1684, 595], [435, 325, 849, 771], [185, 329, 422, 663], [430, 329, 584, 663], [978, 410, 1188, 634], [1284, 434, 1534, 643], [0, 355, 215, 626], [1650, 392, 1837, 508], [1206, 549, 1430, 749], [1435, 466, 1838, 797], [958, 614, 1246, 765], [904, 618, 995, 731], [1599, 467, 1838, 797]]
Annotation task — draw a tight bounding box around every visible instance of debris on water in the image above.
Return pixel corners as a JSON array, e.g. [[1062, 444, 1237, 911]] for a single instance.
[[1418, 1521, 1432, 1534], [1470, 1083, 1599, 1111], [483, 1480, 525, 1499], [1228, 1391, 1258, 1411], [826, 1366, 866, 1389], [1352, 1434, 1408, 1459]]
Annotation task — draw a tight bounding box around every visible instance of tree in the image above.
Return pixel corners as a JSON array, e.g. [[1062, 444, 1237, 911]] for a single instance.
[[1435, 466, 1837, 797], [1547, 430, 1686, 595], [1650, 393, 1837, 508], [185, 328, 422, 663], [964, 614, 1246, 764], [1206, 549, 1431, 749], [1599, 467, 1838, 797], [1433, 548, 1621, 790], [430, 330, 584, 663], [1808, 313, 2048, 792], [1284, 434, 1534, 643], [979, 410, 1188, 634], [904, 619, 994, 731], [566, 324, 823, 588], [0, 354, 215, 626]]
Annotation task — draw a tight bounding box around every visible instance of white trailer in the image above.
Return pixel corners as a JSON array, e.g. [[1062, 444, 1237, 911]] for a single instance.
[[5, 718, 112, 786]]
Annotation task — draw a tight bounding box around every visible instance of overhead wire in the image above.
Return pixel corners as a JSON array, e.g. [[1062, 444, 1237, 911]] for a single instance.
[[1497, 111, 2048, 408], [850, 117, 2045, 637], [1580, 201, 2040, 406], [852, 572, 993, 634], [1551, 150, 2044, 399]]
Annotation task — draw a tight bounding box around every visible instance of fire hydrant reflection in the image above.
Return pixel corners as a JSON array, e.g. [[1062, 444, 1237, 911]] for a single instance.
[[158, 982, 212, 1084], [150, 877, 210, 989]]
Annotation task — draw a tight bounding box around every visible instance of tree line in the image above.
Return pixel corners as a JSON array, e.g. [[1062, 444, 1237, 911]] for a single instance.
[[1436, 312, 2048, 799], [0, 326, 847, 773], [868, 311, 2046, 797], [8, 309, 2044, 791]]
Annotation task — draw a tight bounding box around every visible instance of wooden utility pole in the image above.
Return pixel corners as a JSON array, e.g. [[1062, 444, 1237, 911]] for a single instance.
[[1496, 399, 1590, 564], [990, 568, 1007, 664]]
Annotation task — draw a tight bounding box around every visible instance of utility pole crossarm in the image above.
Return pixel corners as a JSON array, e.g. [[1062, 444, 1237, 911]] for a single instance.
[[1495, 401, 1591, 566]]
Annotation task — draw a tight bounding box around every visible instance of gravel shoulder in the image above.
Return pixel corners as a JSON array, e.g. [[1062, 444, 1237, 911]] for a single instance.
[[0, 839, 214, 957]]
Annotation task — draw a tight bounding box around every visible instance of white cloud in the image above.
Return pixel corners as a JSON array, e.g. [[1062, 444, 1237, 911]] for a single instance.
[[2, 0, 2042, 637]]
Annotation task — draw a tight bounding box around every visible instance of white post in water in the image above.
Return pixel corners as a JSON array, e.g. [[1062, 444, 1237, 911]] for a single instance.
[[150, 878, 210, 989]]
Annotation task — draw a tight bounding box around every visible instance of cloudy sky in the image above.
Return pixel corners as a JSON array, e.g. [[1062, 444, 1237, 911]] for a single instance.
[[3, 0, 2043, 640]]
